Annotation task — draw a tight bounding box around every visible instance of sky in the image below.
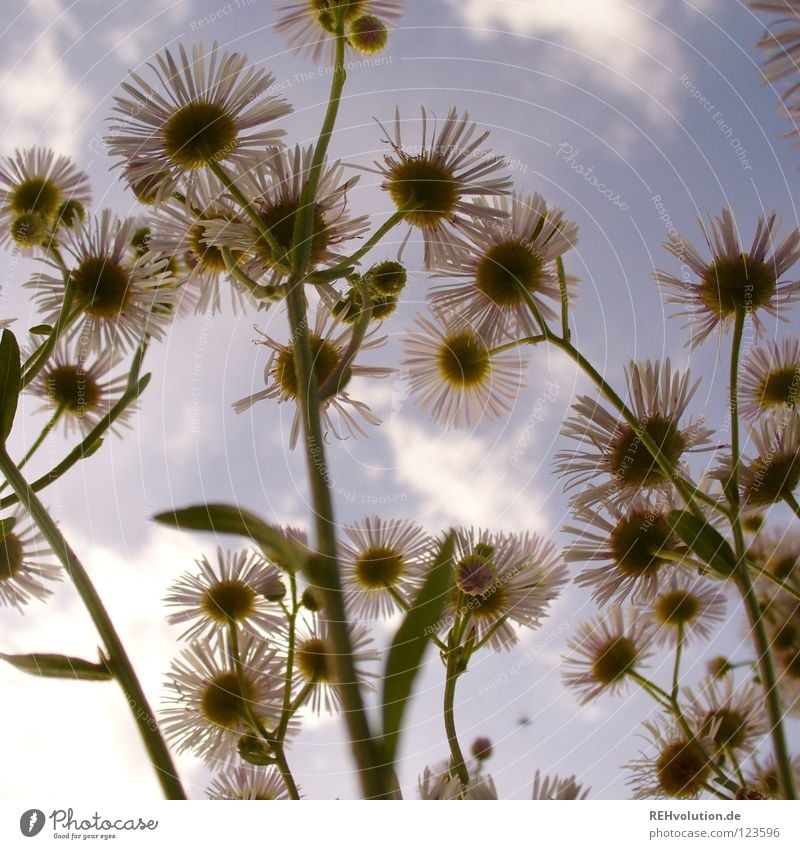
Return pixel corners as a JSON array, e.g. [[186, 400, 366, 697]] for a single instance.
[[1, 0, 799, 802]]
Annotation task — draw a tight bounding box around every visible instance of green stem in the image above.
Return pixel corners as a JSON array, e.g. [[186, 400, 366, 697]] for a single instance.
[[21, 281, 81, 389], [672, 624, 684, 702], [221, 247, 283, 303], [489, 334, 547, 356], [784, 491, 800, 522], [443, 636, 469, 787], [556, 256, 571, 342], [754, 567, 800, 603], [319, 280, 372, 401], [727, 308, 796, 800], [228, 623, 300, 800], [276, 573, 299, 743], [18, 405, 65, 471], [0, 446, 185, 800]]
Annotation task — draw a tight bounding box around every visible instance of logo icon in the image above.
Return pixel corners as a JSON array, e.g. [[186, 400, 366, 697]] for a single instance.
[[19, 810, 46, 837]]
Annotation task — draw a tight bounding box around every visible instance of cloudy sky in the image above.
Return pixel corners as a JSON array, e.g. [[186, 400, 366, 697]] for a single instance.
[[1, 0, 799, 802]]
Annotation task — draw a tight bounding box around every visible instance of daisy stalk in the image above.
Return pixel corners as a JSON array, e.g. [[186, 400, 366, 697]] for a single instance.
[[443, 606, 472, 787], [0, 445, 185, 800], [726, 306, 797, 800]]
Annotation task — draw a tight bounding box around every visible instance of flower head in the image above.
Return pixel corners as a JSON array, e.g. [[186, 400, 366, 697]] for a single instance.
[[654, 208, 800, 348], [0, 509, 60, 610], [165, 548, 286, 641], [27, 209, 175, 351], [161, 633, 284, 765], [741, 337, 800, 420], [751, 1, 800, 117], [371, 107, 511, 268], [417, 761, 498, 800], [233, 303, 391, 447], [401, 310, 526, 429], [340, 516, 433, 619], [556, 359, 713, 509], [740, 412, 800, 506], [445, 528, 568, 651], [207, 765, 290, 799], [685, 678, 769, 757], [107, 43, 291, 200], [531, 769, 589, 800], [429, 191, 579, 343], [274, 1, 403, 62], [648, 575, 727, 646], [562, 608, 654, 703]]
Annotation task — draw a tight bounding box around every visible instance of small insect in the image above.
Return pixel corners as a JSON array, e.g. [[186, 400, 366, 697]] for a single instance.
[[517, 715, 532, 727]]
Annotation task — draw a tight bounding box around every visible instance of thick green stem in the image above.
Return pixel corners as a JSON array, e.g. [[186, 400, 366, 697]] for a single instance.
[[784, 491, 800, 522], [0, 447, 185, 800], [443, 641, 470, 787], [556, 256, 571, 342]]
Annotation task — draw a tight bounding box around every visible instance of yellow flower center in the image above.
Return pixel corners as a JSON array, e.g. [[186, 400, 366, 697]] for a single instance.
[[609, 416, 687, 488], [273, 335, 342, 400], [201, 580, 257, 624], [475, 240, 544, 306], [71, 256, 131, 318], [591, 636, 637, 685], [656, 740, 709, 797], [200, 671, 252, 727], [354, 545, 405, 588], [45, 365, 101, 413], [699, 255, 776, 317], [10, 176, 62, 218], [163, 100, 239, 169], [386, 157, 459, 228], [436, 331, 490, 388], [608, 512, 672, 577], [0, 531, 23, 583]]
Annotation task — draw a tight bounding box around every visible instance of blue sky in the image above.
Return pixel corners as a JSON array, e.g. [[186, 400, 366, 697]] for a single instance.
[[1, 0, 799, 800]]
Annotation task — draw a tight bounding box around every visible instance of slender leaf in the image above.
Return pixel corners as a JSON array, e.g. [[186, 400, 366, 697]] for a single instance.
[[380, 532, 455, 764], [667, 510, 739, 577], [153, 503, 308, 572], [0, 329, 21, 441], [28, 324, 53, 336], [1, 652, 113, 681]]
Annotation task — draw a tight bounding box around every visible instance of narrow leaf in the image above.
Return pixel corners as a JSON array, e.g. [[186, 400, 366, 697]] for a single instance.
[[667, 510, 739, 577], [153, 503, 308, 572], [28, 325, 53, 336], [0, 329, 21, 441], [1, 652, 113, 681], [381, 532, 455, 764]]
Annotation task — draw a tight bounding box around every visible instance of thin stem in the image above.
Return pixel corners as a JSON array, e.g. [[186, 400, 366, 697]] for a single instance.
[[784, 491, 800, 522], [21, 281, 81, 389], [753, 567, 800, 604], [276, 572, 299, 743], [18, 405, 65, 472], [228, 623, 300, 800], [221, 247, 283, 303], [0, 446, 185, 799], [556, 256, 571, 342], [443, 635, 469, 787], [672, 624, 684, 702], [489, 334, 548, 356], [319, 281, 372, 401]]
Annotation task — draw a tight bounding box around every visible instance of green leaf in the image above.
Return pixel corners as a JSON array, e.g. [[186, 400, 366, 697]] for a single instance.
[[0, 516, 16, 536], [380, 532, 455, 764], [1, 652, 113, 681], [153, 503, 308, 572], [666, 510, 739, 577], [28, 324, 53, 336], [0, 329, 21, 442]]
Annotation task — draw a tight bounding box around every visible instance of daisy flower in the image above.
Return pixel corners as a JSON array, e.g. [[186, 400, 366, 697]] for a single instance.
[[292, 619, 379, 714], [751, 2, 800, 104], [207, 765, 290, 800], [627, 718, 714, 799], [684, 678, 769, 758], [27, 343, 132, 436], [748, 526, 800, 599], [369, 107, 511, 268], [274, 1, 403, 62], [417, 762, 498, 800], [562, 607, 654, 704], [531, 769, 589, 800], [648, 575, 727, 646], [148, 171, 256, 314], [233, 303, 391, 447], [161, 632, 285, 765], [446, 527, 568, 651], [429, 192, 579, 343], [654, 208, 800, 348], [0, 508, 60, 611], [741, 337, 800, 420], [164, 548, 286, 641], [203, 146, 369, 285], [340, 516, 433, 619], [747, 754, 800, 799], [106, 42, 292, 200], [739, 412, 800, 506], [27, 209, 174, 352], [0, 147, 90, 249], [401, 310, 526, 429], [556, 359, 713, 509], [564, 493, 684, 606]]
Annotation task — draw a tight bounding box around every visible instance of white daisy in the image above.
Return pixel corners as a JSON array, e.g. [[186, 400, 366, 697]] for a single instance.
[[0, 147, 90, 249], [165, 548, 286, 641], [429, 192, 579, 343], [340, 516, 433, 619], [654, 208, 800, 348], [748, 526, 800, 597], [564, 493, 685, 606], [446, 527, 568, 651], [417, 762, 498, 800], [751, 2, 800, 105], [233, 303, 391, 448], [401, 310, 526, 429], [369, 107, 511, 268], [27, 343, 132, 436], [107, 42, 292, 200], [274, 1, 403, 62], [562, 607, 654, 704], [741, 337, 800, 420], [648, 575, 727, 646], [740, 411, 800, 506], [27, 209, 175, 352], [292, 619, 379, 714], [203, 146, 369, 286], [161, 632, 285, 765], [207, 765, 290, 799], [0, 508, 60, 611], [684, 678, 769, 758], [531, 769, 589, 800], [627, 717, 715, 799], [556, 359, 713, 509]]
